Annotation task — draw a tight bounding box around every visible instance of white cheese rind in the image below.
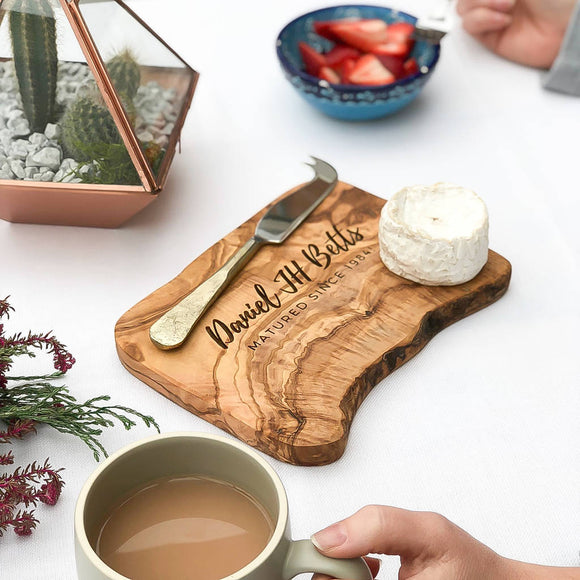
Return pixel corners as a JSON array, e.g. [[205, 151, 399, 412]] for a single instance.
[[378, 183, 489, 286]]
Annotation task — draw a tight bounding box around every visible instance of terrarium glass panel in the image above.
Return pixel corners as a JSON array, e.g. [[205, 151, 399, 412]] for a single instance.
[[0, 0, 140, 186], [0, 0, 197, 191], [77, 0, 195, 182]]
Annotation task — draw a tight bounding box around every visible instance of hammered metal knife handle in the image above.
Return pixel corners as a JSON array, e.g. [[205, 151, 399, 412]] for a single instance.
[[149, 237, 262, 350]]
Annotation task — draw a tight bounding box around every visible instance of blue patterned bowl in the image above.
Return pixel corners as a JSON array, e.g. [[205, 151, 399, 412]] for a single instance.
[[276, 4, 441, 121]]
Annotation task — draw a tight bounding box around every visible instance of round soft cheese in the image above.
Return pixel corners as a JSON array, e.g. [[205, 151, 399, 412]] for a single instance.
[[378, 183, 489, 286]]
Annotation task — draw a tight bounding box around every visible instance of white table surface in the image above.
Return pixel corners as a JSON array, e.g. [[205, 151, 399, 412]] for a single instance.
[[1, 1, 579, 578]]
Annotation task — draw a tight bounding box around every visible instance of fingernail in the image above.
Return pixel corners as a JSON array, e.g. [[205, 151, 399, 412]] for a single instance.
[[311, 524, 347, 551]]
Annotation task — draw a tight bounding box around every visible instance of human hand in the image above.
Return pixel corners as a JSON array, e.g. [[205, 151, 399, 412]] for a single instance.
[[310, 505, 580, 580], [455, 0, 576, 68]]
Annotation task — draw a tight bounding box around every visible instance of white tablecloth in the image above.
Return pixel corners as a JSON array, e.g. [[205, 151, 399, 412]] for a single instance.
[[1, 1, 579, 578]]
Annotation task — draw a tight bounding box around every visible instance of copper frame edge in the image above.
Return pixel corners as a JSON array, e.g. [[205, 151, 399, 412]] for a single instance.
[[0, 177, 144, 194], [114, 0, 199, 190], [155, 71, 199, 189], [60, 0, 157, 193], [115, 0, 199, 73]]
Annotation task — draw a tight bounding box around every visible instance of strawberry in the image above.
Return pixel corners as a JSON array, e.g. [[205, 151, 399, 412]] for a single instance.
[[338, 57, 357, 83], [329, 19, 389, 52], [387, 21, 415, 42], [313, 18, 357, 41], [370, 21, 416, 59], [324, 44, 360, 68], [298, 41, 326, 76], [402, 57, 420, 77], [345, 54, 395, 86], [300, 18, 420, 87], [371, 40, 410, 58], [318, 66, 341, 84], [374, 54, 405, 78]]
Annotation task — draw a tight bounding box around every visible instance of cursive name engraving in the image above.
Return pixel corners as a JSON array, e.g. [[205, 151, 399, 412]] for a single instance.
[[205, 224, 367, 349], [302, 225, 363, 269], [205, 284, 281, 349]]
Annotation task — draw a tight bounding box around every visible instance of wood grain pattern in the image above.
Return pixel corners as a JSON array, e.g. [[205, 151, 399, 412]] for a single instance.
[[115, 182, 511, 465]]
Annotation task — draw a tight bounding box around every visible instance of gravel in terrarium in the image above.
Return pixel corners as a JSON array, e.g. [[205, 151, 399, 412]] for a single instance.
[[0, 60, 179, 184]]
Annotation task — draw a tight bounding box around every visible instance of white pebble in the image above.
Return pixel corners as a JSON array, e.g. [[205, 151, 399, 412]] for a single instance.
[[137, 131, 154, 142], [29, 132, 48, 146], [161, 122, 174, 136], [7, 109, 24, 121], [154, 135, 168, 148], [61, 173, 82, 183], [26, 147, 62, 171], [60, 158, 78, 172], [9, 118, 30, 137], [10, 140, 29, 159], [1, 162, 14, 178], [9, 159, 25, 178], [39, 171, 55, 182], [44, 123, 60, 140]]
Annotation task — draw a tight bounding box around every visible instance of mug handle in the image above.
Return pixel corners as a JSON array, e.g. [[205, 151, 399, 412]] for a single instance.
[[283, 539, 373, 580]]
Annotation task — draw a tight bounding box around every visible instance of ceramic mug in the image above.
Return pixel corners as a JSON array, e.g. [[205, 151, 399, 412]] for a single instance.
[[74, 431, 373, 580]]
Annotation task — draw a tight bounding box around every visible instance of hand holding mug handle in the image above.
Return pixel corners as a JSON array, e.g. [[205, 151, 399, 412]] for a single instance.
[[283, 539, 372, 580]]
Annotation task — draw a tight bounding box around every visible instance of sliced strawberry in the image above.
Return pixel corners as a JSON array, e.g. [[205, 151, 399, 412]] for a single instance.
[[325, 44, 360, 68], [338, 57, 357, 83], [371, 40, 410, 58], [298, 41, 326, 76], [402, 57, 420, 77], [374, 54, 405, 78], [313, 18, 356, 41], [387, 21, 415, 42], [345, 54, 395, 86], [318, 66, 341, 84], [329, 19, 389, 52]]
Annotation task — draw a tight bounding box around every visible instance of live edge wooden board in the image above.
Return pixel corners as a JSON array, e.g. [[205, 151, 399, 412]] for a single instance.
[[115, 182, 511, 466]]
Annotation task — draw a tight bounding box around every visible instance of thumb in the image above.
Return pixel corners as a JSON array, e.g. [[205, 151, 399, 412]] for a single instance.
[[311, 505, 446, 560]]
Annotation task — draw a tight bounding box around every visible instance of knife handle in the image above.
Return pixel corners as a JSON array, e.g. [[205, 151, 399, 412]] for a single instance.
[[149, 236, 262, 350]]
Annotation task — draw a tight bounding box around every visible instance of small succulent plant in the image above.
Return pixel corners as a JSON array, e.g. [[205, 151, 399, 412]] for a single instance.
[[61, 96, 123, 163], [106, 49, 141, 100], [60, 50, 146, 185]]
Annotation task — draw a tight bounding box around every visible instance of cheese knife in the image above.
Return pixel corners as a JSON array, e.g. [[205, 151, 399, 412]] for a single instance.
[[150, 157, 338, 350]]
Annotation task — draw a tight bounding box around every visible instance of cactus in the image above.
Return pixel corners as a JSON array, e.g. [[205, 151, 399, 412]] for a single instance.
[[9, 0, 58, 133], [61, 97, 123, 162], [58, 48, 145, 184], [106, 49, 141, 100]]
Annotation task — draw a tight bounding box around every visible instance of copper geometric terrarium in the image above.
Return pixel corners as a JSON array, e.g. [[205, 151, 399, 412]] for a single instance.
[[0, 0, 198, 227]]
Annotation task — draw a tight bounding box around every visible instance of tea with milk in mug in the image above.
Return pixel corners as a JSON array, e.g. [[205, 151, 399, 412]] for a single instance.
[[95, 474, 275, 580]]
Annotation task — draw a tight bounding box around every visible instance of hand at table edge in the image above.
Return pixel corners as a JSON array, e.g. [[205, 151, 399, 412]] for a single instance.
[[309, 505, 580, 580]]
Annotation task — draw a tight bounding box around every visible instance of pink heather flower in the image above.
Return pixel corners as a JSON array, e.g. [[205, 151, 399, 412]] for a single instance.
[[0, 501, 13, 519], [0, 298, 13, 320], [6, 332, 76, 374], [0, 452, 14, 466], [38, 479, 62, 506], [0, 420, 37, 442], [12, 511, 37, 536]]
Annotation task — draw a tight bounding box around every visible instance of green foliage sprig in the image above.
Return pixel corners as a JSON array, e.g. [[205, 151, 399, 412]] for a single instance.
[[68, 142, 141, 186], [0, 296, 159, 537]]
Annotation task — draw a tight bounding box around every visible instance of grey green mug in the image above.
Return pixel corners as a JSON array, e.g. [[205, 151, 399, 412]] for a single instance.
[[74, 431, 373, 580]]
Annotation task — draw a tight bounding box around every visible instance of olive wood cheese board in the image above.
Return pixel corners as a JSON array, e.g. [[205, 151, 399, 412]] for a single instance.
[[115, 182, 511, 466]]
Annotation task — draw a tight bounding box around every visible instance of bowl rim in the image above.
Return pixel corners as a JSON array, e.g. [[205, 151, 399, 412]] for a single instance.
[[276, 3, 441, 92]]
